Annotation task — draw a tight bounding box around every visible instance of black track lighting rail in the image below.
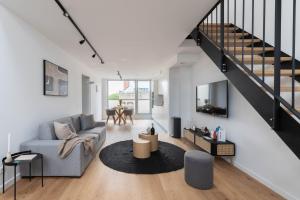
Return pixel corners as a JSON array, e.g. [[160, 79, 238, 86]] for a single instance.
[[54, 0, 104, 64], [117, 71, 122, 80]]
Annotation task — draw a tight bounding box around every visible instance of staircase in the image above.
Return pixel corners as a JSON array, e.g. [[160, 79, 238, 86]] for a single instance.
[[190, 0, 300, 159]]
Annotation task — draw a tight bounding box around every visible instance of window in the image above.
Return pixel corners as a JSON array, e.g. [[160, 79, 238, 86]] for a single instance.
[[137, 81, 151, 113], [107, 80, 151, 114]]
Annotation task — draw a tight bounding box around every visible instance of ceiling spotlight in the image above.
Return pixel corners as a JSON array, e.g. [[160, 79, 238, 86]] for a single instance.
[[92, 54, 96, 58], [117, 71, 122, 80], [79, 39, 85, 45], [63, 12, 69, 17]]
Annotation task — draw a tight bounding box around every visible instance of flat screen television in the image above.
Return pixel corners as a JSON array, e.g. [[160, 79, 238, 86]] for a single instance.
[[196, 80, 228, 118]]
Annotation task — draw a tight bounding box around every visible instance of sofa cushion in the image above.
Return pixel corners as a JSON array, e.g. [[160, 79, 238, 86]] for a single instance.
[[38, 122, 57, 140], [56, 117, 73, 126], [86, 127, 105, 135], [57, 117, 77, 132], [54, 122, 76, 140], [38, 117, 74, 140], [80, 115, 95, 130], [71, 114, 82, 132]]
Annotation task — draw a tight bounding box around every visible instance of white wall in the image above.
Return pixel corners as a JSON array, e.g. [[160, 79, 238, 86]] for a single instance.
[[170, 47, 300, 200], [0, 5, 101, 187], [152, 70, 170, 132], [169, 66, 193, 135]]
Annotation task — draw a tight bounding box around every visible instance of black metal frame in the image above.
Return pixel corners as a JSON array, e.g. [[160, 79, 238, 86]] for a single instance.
[[43, 60, 68, 97], [197, 0, 300, 120], [193, 0, 300, 158], [54, 0, 104, 64], [273, 0, 282, 130], [2, 151, 44, 200]]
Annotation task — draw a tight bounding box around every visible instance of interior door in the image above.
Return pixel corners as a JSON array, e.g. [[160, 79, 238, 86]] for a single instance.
[[82, 75, 91, 114]]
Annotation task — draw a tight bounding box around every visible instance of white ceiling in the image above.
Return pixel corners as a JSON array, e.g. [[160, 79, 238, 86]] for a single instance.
[[0, 0, 217, 79]]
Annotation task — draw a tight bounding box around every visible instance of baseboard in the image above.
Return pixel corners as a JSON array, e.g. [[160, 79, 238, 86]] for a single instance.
[[224, 158, 297, 200], [0, 172, 21, 194]]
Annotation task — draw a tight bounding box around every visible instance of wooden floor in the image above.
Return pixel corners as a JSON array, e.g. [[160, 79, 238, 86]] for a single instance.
[[1, 120, 284, 200]]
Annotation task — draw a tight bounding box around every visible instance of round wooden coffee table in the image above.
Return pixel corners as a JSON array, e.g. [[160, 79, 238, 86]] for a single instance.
[[138, 133, 159, 152], [133, 138, 151, 159]]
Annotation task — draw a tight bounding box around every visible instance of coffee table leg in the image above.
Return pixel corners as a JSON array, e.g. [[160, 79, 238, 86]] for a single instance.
[[14, 165, 16, 200], [41, 156, 43, 187], [29, 163, 31, 182], [2, 164, 4, 193]]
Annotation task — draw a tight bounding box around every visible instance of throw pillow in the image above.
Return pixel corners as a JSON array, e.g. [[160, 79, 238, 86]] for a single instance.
[[54, 122, 76, 140], [80, 115, 95, 130], [68, 123, 76, 133]]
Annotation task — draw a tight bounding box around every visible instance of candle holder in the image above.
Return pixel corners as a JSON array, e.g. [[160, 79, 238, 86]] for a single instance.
[[5, 152, 13, 163]]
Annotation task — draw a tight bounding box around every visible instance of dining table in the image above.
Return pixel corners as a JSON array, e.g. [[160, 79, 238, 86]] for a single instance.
[[115, 105, 126, 125]]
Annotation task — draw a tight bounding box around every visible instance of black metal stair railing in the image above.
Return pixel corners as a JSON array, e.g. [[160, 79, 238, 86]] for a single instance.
[[195, 0, 300, 127]]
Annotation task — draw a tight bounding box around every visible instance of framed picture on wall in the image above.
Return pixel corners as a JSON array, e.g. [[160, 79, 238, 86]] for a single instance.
[[43, 60, 68, 96]]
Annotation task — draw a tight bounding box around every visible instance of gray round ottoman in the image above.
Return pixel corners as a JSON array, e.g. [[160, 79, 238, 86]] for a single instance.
[[184, 150, 214, 189]]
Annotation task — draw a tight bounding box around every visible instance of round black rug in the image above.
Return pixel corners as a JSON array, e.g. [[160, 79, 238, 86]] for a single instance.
[[99, 140, 185, 174]]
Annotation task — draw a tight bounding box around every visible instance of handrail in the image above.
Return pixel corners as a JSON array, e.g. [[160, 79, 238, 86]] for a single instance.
[[197, 1, 221, 27]]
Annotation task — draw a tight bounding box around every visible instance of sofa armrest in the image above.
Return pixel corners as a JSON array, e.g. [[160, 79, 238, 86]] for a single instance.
[[94, 121, 106, 127], [20, 140, 84, 177]]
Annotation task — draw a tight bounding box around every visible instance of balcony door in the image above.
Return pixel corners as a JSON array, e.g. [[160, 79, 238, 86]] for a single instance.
[[137, 81, 151, 114], [107, 80, 151, 116]]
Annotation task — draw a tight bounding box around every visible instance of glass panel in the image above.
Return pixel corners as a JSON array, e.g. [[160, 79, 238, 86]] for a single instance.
[[137, 81, 151, 114], [108, 81, 136, 113]]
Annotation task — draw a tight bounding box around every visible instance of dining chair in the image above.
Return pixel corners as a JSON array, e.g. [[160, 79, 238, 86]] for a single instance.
[[106, 108, 116, 124], [123, 108, 134, 125]]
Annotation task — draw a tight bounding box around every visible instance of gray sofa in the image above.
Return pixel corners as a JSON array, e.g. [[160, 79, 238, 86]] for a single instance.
[[20, 114, 106, 177]]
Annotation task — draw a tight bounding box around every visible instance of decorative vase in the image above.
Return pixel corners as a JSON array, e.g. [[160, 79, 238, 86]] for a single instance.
[[5, 152, 12, 163]]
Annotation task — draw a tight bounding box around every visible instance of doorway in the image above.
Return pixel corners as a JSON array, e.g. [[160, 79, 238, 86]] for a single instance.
[[82, 75, 91, 114]]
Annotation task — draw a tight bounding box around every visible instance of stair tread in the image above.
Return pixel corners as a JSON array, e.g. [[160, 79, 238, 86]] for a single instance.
[[204, 27, 238, 32], [209, 33, 250, 37], [223, 39, 261, 43], [202, 23, 231, 26], [208, 39, 261, 46], [225, 47, 274, 54], [236, 55, 292, 64], [224, 38, 261, 42], [211, 39, 261, 46], [254, 69, 300, 76], [262, 86, 300, 92], [280, 86, 300, 92], [203, 25, 234, 28]]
